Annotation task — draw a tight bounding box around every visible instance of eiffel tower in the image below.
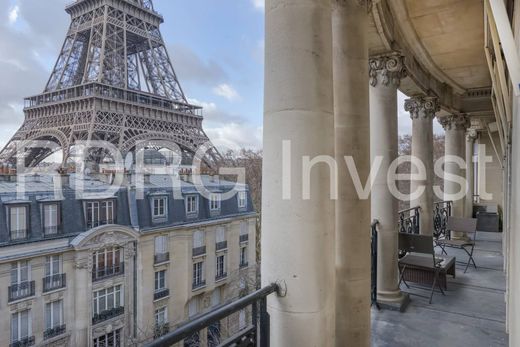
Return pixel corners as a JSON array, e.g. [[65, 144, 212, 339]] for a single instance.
[[0, 0, 221, 169]]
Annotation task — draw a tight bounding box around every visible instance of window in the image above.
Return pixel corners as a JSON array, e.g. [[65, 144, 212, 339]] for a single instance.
[[86, 200, 115, 228], [154, 236, 169, 263], [9, 205, 28, 240], [11, 310, 31, 344], [92, 247, 122, 281], [188, 297, 200, 318], [11, 261, 29, 285], [152, 197, 168, 219], [209, 194, 221, 211], [192, 230, 206, 257], [240, 246, 248, 268], [215, 227, 227, 251], [155, 307, 168, 326], [9, 261, 33, 301], [45, 255, 60, 277], [211, 288, 221, 307], [45, 300, 63, 330], [216, 255, 226, 279], [239, 309, 247, 330], [193, 261, 205, 289], [42, 203, 60, 236], [240, 221, 249, 243], [44, 255, 65, 292], [93, 329, 121, 347], [155, 270, 166, 292], [186, 195, 198, 215], [92, 285, 123, 316], [237, 191, 247, 209]]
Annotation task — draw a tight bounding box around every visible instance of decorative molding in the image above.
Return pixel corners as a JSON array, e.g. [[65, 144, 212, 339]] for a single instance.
[[438, 114, 470, 131], [404, 96, 440, 120], [466, 128, 478, 142], [369, 53, 407, 87], [334, 0, 373, 11]]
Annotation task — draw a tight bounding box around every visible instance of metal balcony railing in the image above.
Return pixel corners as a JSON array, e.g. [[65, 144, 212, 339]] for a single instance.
[[215, 272, 227, 281], [216, 241, 227, 251], [9, 336, 35, 347], [87, 219, 115, 229], [92, 306, 125, 325], [43, 325, 66, 340], [10, 229, 29, 241], [43, 274, 66, 292], [154, 323, 170, 339], [240, 261, 249, 269], [192, 280, 206, 291], [192, 246, 206, 257], [92, 263, 124, 282], [154, 288, 170, 301], [43, 226, 62, 237], [154, 252, 170, 264], [8, 281, 35, 302], [240, 234, 249, 243], [398, 206, 421, 235], [145, 283, 280, 347], [433, 201, 453, 239]]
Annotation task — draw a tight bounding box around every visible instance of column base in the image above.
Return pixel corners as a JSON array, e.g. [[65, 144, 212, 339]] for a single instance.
[[376, 291, 410, 313]]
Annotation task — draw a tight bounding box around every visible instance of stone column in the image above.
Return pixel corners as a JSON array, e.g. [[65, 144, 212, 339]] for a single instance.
[[262, 0, 335, 346], [465, 129, 478, 218], [369, 53, 409, 310], [333, 1, 371, 345], [404, 97, 440, 235]]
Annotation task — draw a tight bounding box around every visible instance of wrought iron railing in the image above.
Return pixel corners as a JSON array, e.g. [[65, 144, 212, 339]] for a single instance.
[[215, 272, 228, 281], [154, 288, 170, 301], [10, 229, 29, 241], [92, 263, 124, 282], [92, 306, 125, 325], [43, 324, 66, 340], [43, 274, 66, 292], [9, 336, 35, 347], [240, 234, 249, 243], [87, 219, 115, 229], [216, 241, 227, 251], [43, 226, 62, 237], [8, 281, 35, 302], [398, 206, 421, 234], [192, 246, 206, 257], [371, 220, 379, 309], [145, 283, 280, 347], [433, 201, 452, 239], [154, 323, 170, 339], [154, 252, 170, 264], [192, 280, 206, 291]]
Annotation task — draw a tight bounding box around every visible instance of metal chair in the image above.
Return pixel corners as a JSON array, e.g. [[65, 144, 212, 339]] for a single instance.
[[435, 217, 478, 273]]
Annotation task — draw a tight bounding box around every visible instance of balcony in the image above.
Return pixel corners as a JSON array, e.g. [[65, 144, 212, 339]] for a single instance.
[[192, 280, 206, 291], [43, 325, 66, 340], [43, 274, 66, 292], [86, 219, 115, 229], [9, 336, 35, 347], [215, 272, 227, 281], [239, 234, 249, 243], [92, 263, 124, 282], [154, 323, 170, 339], [154, 288, 170, 301], [193, 246, 206, 257], [92, 306, 125, 325], [154, 252, 170, 264], [240, 261, 249, 269], [8, 281, 35, 302], [216, 241, 228, 251]]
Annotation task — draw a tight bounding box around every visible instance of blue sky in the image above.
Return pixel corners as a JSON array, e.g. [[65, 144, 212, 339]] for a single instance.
[[0, 0, 441, 153]]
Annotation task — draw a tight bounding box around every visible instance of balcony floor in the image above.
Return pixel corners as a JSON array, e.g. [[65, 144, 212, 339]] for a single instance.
[[372, 232, 508, 347]]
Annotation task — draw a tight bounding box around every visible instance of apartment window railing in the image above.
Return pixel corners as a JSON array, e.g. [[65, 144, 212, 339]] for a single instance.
[[8, 281, 35, 302], [9, 336, 35, 347], [10, 229, 29, 241], [240, 261, 249, 269], [216, 241, 227, 251], [154, 288, 170, 301], [145, 283, 280, 347], [154, 253, 170, 264], [43, 226, 62, 237], [154, 323, 170, 339], [87, 219, 114, 229], [433, 201, 453, 239], [43, 274, 66, 292], [215, 272, 227, 281], [92, 306, 125, 325], [192, 280, 206, 291], [239, 234, 249, 243], [43, 325, 66, 340], [92, 263, 124, 282], [192, 246, 206, 257], [398, 206, 421, 235]]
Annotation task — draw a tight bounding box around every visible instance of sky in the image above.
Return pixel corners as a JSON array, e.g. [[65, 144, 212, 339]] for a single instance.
[[0, 0, 441, 153]]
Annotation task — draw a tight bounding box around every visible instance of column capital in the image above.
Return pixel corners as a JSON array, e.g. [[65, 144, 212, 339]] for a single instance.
[[466, 128, 478, 141], [404, 96, 440, 120], [438, 114, 470, 131], [333, 0, 372, 10], [369, 53, 407, 88]]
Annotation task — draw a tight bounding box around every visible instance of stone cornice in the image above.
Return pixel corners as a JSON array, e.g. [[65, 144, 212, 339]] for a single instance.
[[438, 114, 470, 131], [369, 53, 407, 88], [404, 96, 440, 120], [334, 0, 372, 11]]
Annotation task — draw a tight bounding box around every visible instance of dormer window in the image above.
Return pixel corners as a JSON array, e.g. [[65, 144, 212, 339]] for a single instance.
[[185, 195, 199, 217], [8, 205, 29, 241], [152, 197, 168, 220], [209, 194, 221, 212], [85, 200, 115, 229], [42, 203, 61, 237], [237, 191, 247, 209]]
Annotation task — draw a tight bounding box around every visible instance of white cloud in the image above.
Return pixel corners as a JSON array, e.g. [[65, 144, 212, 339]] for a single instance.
[[206, 123, 262, 151], [8, 6, 19, 24], [213, 83, 240, 101], [251, 0, 264, 11]]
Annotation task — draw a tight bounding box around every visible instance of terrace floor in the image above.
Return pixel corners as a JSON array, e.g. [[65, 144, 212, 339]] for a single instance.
[[372, 232, 508, 347]]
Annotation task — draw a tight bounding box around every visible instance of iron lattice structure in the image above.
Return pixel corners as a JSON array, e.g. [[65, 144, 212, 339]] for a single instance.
[[0, 0, 221, 168]]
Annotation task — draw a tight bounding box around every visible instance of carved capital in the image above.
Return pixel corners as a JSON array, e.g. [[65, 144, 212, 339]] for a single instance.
[[369, 53, 407, 88], [438, 114, 470, 131], [466, 128, 478, 142], [334, 0, 372, 11], [404, 96, 440, 120]]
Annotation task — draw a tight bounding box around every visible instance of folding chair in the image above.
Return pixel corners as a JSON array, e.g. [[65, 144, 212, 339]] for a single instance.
[[398, 233, 446, 304], [435, 217, 478, 273]]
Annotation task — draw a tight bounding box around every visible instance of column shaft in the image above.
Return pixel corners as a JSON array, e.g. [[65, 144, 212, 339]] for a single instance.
[[465, 130, 477, 217], [333, 1, 371, 345], [369, 54, 408, 308], [262, 0, 335, 345]]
